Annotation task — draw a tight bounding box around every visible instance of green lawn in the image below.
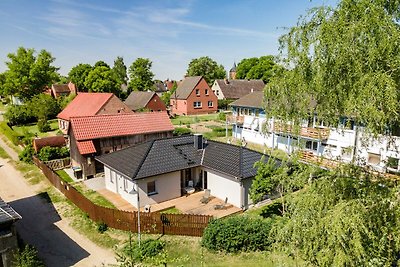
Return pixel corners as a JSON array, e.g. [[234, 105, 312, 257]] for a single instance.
[[56, 169, 74, 183], [73, 183, 116, 209], [159, 206, 181, 214], [0, 146, 10, 159], [171, 113, 221, 125], [13, 119, 60, 138]]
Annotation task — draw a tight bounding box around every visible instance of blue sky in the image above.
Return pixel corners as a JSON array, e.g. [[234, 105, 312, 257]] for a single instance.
[[0, 0, 337, 80]]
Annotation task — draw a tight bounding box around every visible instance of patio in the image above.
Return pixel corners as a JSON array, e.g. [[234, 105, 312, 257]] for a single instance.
[[97, 188, 242, 218]]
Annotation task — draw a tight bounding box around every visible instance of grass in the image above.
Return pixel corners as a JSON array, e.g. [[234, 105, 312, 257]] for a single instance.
[[74, 183, 116, 209], [12, 160, 47, 185], [13, 119, 60, 138], [56, 169, 74, 183], [159, 206, 181, 214], [171, 113, 220, 125], [0, 146, 10, 159], [118, 234, 303, 266]]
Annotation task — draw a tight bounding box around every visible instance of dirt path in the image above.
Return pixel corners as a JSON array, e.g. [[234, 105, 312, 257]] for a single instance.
[[0, 149, 116, 266]]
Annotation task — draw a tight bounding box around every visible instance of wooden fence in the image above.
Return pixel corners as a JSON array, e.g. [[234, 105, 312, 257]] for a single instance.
[[33, 157, 212, 237], [44, 158, 71, 170]]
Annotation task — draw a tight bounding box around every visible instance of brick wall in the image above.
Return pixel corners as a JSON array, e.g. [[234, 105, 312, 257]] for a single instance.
[[145, 94, 167, 111], [97, 95, 133, 115]]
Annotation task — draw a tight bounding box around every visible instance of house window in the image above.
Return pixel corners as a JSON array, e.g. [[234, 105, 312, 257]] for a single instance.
[[196, 89, 200, 96], [255, 109, 259, 117], [147, 181, 157, 195], [124, 178, 128, 192], [368, 153, 380, 165], [110, 170, 114, 183], [305, 141, 318, 151], [205, 89, 209, 95], [208, 101, 213, 107], [216, 90, 219, 96], [193, 101, 202, 108], [387, 157, 399, 169]]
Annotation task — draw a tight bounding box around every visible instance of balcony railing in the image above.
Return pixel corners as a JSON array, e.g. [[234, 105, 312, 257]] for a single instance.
[[226, 114, 244, 125], [299, 151, 338, 169], [273, 122, 330, 140]]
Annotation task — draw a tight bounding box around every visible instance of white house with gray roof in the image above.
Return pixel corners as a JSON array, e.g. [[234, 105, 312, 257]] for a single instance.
[[96, 134, 269, 209]]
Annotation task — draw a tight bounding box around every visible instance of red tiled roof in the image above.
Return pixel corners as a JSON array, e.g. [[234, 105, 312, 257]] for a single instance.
[[71, 112, 174, 141], [57, 92, 113, 120], [76, 140, 96, 155]]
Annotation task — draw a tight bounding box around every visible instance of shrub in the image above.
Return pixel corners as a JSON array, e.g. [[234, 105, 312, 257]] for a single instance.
[[218, 112, 226, 121], [173, 127, 192, 136], [19, 144, 34, 163], [97, 221, 108, 233], [37, 146, 69, 161], [259, 202, 283, 218], [4, 105, 36, 126], [122, 238, 165, 262], [13, 244, 44, 267], [201, 215, 275, 253], [37, 119, 51, 133]]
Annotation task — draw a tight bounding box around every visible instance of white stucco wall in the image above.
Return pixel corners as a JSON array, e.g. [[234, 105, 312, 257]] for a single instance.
[[136, 171, 181, 207], [105, 167, 138, 207], [205, 168, 242, 208]]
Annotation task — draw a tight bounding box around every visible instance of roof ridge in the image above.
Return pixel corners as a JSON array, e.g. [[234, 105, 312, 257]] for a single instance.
[[132, 140, 155, 179]]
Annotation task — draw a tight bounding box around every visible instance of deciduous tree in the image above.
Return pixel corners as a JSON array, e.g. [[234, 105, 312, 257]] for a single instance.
[[186, 56, 226, 85], [236, 56, 281, 83], [113, 56, 128, 86], [266, 0, 400, 134], [128, 58, 154, 92], [84, 66, 121, 95], [3, 47, 59, 100], [68, 63, 92, 92]]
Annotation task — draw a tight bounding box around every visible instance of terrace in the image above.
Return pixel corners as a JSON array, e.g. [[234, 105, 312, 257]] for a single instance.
[[98, 189, 242, 218]]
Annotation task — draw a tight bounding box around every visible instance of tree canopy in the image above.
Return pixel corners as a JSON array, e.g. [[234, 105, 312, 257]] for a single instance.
[[236, 56, 281, 83], [186, 56, 226, 85], [3, 47, 59, 100], [128, 58, 154, 92], [68, 63, 92, 92], [84, 66, 121, 95], [266, 0, 400, 134], [113, 56, 128, 86]]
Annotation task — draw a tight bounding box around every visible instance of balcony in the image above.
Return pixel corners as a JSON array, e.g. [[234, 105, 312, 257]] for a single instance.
[[226, 114, 244, 125], [299, 151, 338, 169], [273, 122, 330, 140]]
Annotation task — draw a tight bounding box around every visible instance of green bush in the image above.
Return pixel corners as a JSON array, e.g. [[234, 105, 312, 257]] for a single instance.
[[37, 119, 51, 133], [4, 105, 36, 126], [201, 216, 275, 253], [97, 221, 108, 233], [0, 121, 22, 145], [173, 127, 192, 136], [259, 202, 283, 218], [122, 238, 165, 262], [218, 112, 226, 121], [13, 244, 44, 267], [19, 144, 34, 163], [37, 146, 69, 161]]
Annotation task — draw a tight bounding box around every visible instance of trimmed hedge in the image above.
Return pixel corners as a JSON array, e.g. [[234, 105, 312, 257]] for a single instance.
[[201, 215, 275, 253]]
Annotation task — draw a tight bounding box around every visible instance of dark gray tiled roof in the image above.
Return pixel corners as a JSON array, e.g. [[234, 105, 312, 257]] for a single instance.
[[125, 91, 155, 111], [215, 79, 264, 99], [97, 135, 270, 181], [229, 91, 265, 109], [173, 76, 202, 99], [0, 198, 21, 224]]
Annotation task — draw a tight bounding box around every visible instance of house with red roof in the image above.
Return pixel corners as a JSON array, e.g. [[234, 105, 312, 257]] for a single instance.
[[124, 91, 166, 112], [69, 112, 174, 179], [57, 92, 132, 134], [46, 82, 77, 98], [170, 76, 218, 116]]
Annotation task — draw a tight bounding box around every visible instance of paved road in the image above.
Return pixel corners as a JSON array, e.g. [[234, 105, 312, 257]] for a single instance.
[[0, 144, 116, 266]]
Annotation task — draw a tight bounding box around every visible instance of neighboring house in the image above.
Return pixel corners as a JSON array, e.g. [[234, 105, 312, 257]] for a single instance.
[[96, 134, 268, 209], [124, 91, 166, 112], [57, 92, 133, 134], [0, 198, 21, 267], [170, 76, 218, 116], [229, 91, 400, 174], [47, 82, 77, 98], [33, 135, 66, 153], [69, 112, 174, 179], [153, 81, 168, 96], [211, 79, 265, 100]]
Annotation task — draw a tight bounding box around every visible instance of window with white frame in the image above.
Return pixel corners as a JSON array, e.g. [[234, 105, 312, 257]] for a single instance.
[[193, 101, 202, 108], [208, 101, 213, 107], [110, 170, 114, 183], [195, 89, 200, 96], [205, 89, 209, 95], [147, 181, 157, 195]]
